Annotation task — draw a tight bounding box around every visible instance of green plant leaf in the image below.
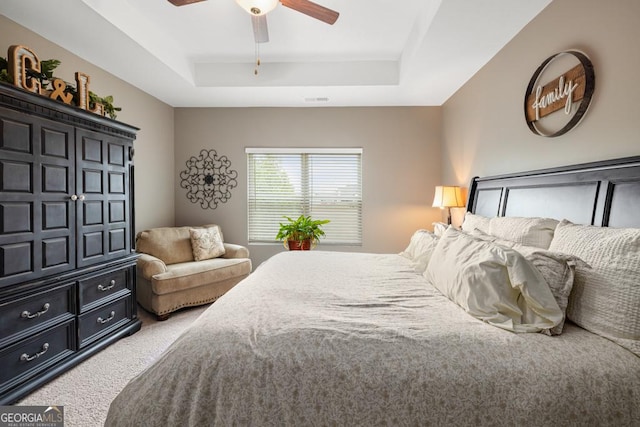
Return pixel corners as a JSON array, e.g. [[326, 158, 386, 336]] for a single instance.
[[275, 214, 330, 243]]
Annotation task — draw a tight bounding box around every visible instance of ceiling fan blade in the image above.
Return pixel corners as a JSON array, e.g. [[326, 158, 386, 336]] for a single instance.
[[280, 0, 339, 25], [168, 0, 207, 6], [251, 15, 270, 43]]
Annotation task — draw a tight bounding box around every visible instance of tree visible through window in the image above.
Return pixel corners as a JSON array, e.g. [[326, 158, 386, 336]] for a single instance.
[[246, 148, 363, 245]]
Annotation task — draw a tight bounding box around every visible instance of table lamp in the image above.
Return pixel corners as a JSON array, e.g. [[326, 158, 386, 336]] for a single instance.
[[432, 185, 465, 225]]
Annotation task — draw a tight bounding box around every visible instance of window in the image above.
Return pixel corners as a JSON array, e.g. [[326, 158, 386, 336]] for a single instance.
[[246, 148, 363, 245]]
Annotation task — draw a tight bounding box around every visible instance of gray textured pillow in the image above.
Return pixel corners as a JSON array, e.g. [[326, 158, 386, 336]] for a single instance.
[[488, 216, 559, 249], [548, 220, 640, 356], [461, 212, 491, 235]]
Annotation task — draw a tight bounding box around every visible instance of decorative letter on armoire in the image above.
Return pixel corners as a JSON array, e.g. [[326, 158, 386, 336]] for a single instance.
[[0, 83, 141, 404]]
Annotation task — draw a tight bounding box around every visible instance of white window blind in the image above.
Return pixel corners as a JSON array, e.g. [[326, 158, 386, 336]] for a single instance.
[[246, 148, 363, 245]]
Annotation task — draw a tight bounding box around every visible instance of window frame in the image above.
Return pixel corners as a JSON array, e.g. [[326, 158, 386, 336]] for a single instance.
[[245, 147, 363, 245]]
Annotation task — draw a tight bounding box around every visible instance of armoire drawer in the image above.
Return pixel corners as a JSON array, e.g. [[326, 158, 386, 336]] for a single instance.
[[0, 319, 75, 395], [0, 283, 75, 348], [78, 296, 132, 348], [78, 267, 130, 312]]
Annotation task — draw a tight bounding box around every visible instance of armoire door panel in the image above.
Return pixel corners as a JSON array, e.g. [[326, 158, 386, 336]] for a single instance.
[[81, 137, 102, 163], [82, 232, 104, 259], [109, 229, 126, 253], [1, 203, 32, 234], [82, 201, 103, 226], [108, 172, 125, 194], [42, 202, 68, 231], [42, 237, 70, 268], [1, 242, 32, 277], [41, 128, 69, 159], [42, 165, 69, 193], [1, 118, 32, 154], [82, 169, 103, 194], [1, 161, 32, 192], [109, 201, 125, 223], [108, 143, 124, 166]]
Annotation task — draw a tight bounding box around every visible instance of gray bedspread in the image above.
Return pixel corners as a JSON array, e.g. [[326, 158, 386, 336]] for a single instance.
[[106, 251, 640, 426]]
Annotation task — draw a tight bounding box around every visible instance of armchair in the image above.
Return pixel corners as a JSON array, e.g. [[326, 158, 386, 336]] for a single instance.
[[135, 225, 252, 320]]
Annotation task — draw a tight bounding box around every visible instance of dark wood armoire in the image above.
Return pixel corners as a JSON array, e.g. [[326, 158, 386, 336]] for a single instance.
[[0, 82, 141, 404]]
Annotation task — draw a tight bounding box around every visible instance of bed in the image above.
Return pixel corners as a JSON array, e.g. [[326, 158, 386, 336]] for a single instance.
[[106, 156, 640, 426]]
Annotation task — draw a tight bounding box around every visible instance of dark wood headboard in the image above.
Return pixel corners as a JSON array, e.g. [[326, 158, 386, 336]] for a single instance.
[[467, 156, 640, 228]]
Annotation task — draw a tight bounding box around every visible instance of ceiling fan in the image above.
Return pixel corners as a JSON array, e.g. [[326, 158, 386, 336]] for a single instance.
[[168, 0, 339, 44]]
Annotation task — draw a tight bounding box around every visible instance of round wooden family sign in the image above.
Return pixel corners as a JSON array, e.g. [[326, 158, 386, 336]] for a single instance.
[[524, 50, 595, 137]]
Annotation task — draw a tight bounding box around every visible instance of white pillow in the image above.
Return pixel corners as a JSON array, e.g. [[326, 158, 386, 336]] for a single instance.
[[425, 227, 562, 333], [461, 212, 491, 235], [488, 216, 559, 249], [399, 229, 428, 259], [548, 220, 640, 356], [432, 222, 448, 238], [410, 232, 439, 273], [189, 226, 225, 261], [469, 230, 578, 335], [399, 229, 438, 273]]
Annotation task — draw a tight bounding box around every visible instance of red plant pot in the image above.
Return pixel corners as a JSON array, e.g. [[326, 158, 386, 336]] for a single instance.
[[287, 239, 312, 250]]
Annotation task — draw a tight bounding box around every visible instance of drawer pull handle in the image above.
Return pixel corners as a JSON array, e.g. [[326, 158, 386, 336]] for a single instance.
[[98, 280, 116, 292], [97, 311, 116, 324], [20, 343, 50, 362], [21, 303, 51, 319]]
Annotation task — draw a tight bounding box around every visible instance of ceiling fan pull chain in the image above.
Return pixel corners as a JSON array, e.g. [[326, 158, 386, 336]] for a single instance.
[[254, 42, 261, 75]]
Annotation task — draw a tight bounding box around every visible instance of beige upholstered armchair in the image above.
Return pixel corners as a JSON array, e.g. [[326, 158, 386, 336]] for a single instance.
[[135, 224, 252, 320]]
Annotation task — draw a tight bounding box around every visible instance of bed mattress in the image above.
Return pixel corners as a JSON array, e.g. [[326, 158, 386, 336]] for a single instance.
[[106, 251, 640, 426]]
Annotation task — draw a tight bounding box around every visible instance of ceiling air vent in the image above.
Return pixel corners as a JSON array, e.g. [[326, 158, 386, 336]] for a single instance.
[[304, 97, 330, 103]]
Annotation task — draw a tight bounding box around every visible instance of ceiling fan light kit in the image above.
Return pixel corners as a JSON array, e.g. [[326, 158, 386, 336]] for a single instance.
[[235, 0, 279, 16], [168, 0, 339, 74], [169, 0, 339, 26]]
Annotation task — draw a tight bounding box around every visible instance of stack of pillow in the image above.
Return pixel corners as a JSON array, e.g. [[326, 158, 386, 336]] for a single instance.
[[399, 213, 640, 357]]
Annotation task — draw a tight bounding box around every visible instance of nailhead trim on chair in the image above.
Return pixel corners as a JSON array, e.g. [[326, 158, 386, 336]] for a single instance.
[[156, 292, 227, 316]]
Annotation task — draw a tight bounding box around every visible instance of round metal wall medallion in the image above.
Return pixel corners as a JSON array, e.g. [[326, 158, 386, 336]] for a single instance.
[[524, 50, 595, 137], [179, 149, 238, 209]]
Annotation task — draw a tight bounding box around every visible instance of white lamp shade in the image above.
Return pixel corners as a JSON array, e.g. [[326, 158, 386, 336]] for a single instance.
[[432, 186, 465, 208], [235, 0, 278, 15]]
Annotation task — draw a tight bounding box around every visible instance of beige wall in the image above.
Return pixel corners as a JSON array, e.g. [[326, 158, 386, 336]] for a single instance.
[[174, 107, 442, 266], [442, 0, 640, 193], [0, 15, 175, 232], [1, 14, 443, 267], [13, 0, 630, 267]]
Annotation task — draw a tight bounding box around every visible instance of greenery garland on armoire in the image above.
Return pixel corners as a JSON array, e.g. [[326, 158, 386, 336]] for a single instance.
[[0, 44, 121, 119]]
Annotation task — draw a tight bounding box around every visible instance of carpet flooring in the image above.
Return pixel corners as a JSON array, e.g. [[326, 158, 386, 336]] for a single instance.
[[17, 304, 208, 427]]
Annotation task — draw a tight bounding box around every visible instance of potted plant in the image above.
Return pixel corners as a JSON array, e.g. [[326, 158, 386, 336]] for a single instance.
[[276, 215, 330, 250]]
